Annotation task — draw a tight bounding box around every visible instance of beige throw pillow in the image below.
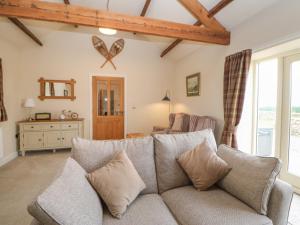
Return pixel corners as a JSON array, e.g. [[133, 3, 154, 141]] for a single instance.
[[87, 150, 146, 219], [171, 114, 184, 131], [177, 140, 231, 190]]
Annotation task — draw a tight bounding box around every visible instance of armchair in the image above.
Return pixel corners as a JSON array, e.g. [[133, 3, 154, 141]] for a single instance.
[[152, 113, 216, 134]]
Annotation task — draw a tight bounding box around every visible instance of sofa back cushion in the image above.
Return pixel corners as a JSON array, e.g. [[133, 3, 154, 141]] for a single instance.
[[217, 144, 281, 215], [71, 136, 158, 194], [28, 157, 103, 225], [154, 130, 217, 193], [189, 115, 216, 132]]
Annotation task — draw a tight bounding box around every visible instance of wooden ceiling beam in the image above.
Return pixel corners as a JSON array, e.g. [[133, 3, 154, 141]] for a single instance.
[[8, 17, 43, 46], [178, 0, 226, 32], [161, 0, 233, 57], [63, 0, 78, 27], [0, 0, 230, 45], [134, 0, 151, 34]]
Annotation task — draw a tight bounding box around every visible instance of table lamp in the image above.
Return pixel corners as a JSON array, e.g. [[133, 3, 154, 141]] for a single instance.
[[24, 98, 36, 121]]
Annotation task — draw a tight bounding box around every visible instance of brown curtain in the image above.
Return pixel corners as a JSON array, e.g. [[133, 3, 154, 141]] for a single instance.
[[221, 49, 252, 148], [0, 59, 8, 122]]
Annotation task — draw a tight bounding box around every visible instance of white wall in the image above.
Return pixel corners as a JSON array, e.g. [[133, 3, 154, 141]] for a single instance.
[[173, 0, 300, 143], [173, 45, 227, 141], [0, 37, 21, 165], [17, 31, 174, 139]]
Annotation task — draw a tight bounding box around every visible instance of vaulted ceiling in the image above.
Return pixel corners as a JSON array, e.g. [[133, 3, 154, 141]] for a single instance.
[[0, 0, 281, 61]]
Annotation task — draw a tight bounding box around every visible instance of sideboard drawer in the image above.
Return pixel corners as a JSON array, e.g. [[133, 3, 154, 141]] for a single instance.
[[42, 124, 61, 130], [61, 123, 78, 130], [23, 124, 42, 131]]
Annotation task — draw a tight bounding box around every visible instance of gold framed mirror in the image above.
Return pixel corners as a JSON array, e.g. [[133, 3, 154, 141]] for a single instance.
[[38, 77, 76, 101]]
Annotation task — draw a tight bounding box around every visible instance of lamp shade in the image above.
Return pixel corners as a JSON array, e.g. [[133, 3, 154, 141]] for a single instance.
[[24, 98, 36, 108], [162, 95, 171, 101], [162, 90, 171, 102]]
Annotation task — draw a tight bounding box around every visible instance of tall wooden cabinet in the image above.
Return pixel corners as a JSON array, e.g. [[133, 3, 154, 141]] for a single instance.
[[18, 119, 84, 156]]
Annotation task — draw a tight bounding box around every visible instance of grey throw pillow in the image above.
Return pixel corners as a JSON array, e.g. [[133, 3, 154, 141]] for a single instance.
[[217, 144, 281, 215], [28, 157, 103, 225]]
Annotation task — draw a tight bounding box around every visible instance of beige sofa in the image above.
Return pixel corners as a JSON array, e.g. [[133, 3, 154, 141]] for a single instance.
[[28, 130, 293, 225]]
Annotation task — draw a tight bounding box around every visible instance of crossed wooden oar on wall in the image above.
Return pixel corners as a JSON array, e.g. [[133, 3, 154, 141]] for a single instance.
[[92, 36, 125, 70]]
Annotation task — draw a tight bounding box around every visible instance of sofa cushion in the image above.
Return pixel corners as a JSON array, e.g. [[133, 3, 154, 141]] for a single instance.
[[28, 157, 102, 225], [161, 186, 273, 225], [87, 151, 146, 219], [71, 136, 157, 194], [177, 140, 231, 190], [217, 144, 281, 215], [103, 194, 178, 225], [153, 130, 217, 193]]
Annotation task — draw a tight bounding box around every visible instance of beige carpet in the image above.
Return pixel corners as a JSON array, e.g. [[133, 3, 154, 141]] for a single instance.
[[0, 150, 70, 225], [0, 150, 299, 225]]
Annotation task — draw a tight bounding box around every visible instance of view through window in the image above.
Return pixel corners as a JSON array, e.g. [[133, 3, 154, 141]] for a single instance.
[[256, 59, 278, 157], [289, 61, 300, 177]]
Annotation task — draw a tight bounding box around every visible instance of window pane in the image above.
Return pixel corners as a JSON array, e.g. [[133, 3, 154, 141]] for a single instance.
[[288, 61, 300, 177], [256, 59, 278, 156]]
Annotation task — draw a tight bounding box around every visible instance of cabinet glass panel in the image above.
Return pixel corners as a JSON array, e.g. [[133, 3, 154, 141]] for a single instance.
[[110, 80, 122, 116], [97, 80, 108, 116]]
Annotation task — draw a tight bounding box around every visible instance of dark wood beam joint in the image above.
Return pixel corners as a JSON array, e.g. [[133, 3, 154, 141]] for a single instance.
[[8, 17, 43, 46], [161, 0, 233, 57], [140, 0, 151, 16]]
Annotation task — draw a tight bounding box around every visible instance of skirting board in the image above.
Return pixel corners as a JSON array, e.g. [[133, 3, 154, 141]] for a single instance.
[[0, 151, 18, 167]]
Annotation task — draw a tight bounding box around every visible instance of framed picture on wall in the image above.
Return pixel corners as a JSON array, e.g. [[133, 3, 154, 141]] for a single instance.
[[186, 73, 200, 97]]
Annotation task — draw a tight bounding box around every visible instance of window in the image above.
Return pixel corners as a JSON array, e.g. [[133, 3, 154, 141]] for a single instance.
[[238, 48, 300, 189], [255, 59, 278, 157], [238, 58, 279, 157]]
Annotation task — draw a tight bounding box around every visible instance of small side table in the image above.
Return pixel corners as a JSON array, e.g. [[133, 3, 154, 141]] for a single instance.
[[126, 133, 145, 138]]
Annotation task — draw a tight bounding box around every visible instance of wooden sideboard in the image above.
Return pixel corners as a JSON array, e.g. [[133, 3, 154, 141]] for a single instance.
[[18, 119, 84, 156]]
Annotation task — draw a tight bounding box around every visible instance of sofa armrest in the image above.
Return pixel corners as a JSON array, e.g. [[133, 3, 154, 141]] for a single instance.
[[267, 179, 293, 225], [153, 126, 168, 132]]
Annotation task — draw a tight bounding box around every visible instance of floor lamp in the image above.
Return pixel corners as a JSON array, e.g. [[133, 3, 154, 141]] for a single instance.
[[162, 90, 171, 114]]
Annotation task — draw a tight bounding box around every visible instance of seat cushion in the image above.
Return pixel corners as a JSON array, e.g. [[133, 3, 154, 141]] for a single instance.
[[71, 136, 157, 194], [103, 194, 178, 225], [153, 130, 217, 193], [161, 186, 273, 225], [217, 144, 281, 215]]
